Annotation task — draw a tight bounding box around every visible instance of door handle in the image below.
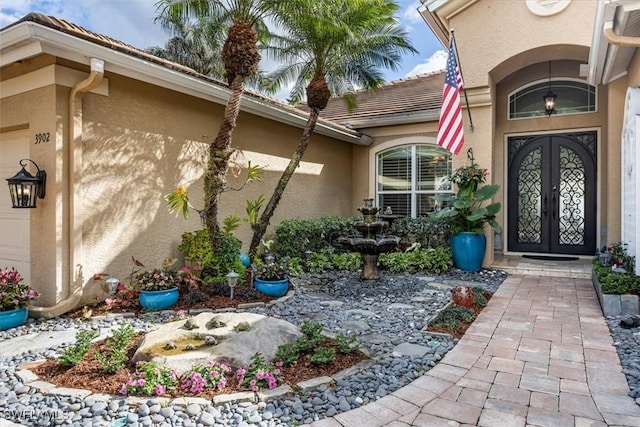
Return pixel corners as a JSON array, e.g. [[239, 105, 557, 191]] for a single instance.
[[552, 185, 557, 219], [543, 194, 548, 218]]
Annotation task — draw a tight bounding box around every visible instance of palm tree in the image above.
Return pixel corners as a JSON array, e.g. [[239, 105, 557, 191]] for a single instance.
[[150, 12, 226, 79], [156, 0, 274, 252], [248, 0, 417, 255]]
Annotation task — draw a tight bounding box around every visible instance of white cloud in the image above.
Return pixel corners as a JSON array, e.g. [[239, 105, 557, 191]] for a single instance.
[[406, 49, 446, 76], [0, 0, 168, 49], [401, 2, 423, 25]]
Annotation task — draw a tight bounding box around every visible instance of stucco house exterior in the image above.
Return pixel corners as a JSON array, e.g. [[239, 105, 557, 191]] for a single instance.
[[0, 14, 369, 316], [1, 0, 639, 316]]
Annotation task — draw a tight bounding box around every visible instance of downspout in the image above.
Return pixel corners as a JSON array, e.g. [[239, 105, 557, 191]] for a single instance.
[[30, 58, 105, 319]]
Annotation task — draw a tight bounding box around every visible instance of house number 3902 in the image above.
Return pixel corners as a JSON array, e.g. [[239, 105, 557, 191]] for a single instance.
[[35, 132, 50, 144]]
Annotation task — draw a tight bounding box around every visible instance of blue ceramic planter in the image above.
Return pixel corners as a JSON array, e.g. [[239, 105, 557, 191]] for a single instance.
[[139, 288, 179, 310], [451, 232, 486, 272], [238, 253, 251, 267], [254, 278, 289, 297], [0, 307, 28, 331]]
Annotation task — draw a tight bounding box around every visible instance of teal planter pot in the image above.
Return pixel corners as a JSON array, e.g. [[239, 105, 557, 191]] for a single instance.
[[0, 307, 28, 331], [238, 253, 251, 267], [139, 288, 179, 310], [451, 232, 486, 272], [254, 278, 289, 297]]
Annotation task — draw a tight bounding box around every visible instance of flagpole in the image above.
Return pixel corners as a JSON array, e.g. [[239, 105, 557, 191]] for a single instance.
[[450, 30, 474, 132]]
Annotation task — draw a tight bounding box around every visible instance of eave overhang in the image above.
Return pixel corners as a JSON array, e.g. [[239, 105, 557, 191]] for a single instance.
[[0, 19, 372, 146], [588, 0, 640, 86]]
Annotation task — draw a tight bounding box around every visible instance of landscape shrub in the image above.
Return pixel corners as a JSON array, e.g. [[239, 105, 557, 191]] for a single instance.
[[379, 247, 452, 274], [95, 323, 136, 374], [389, 216, 452, 250], [58, 329, 99, 367], [178, 230, 245, 284], [593, 258, 640, 295], [275, 216, 357, 257]]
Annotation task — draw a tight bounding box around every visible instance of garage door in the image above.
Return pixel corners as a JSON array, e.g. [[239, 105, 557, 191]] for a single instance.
[[0, 131, 30, 284]]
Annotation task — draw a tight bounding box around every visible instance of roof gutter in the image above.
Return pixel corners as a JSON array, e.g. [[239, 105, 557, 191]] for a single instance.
[[1, 20, 368, 145]]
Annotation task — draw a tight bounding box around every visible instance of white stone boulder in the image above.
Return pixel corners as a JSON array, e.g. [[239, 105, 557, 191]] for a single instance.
[[133, 312, 302, 374]]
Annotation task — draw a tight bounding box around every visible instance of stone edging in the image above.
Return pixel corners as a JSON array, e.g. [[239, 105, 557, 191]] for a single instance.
[[592, 269, 639, 316]]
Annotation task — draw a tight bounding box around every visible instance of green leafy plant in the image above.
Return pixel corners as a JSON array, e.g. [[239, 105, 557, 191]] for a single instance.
[[121, 361, 178, 396], [379, 248, 452, 274], [95, 323, 136, 374], [308, 347, 336, 365], [58, 329, 99, 367], [295, 320, 325, 352], [275, 343, 300, 366], [593, 257, 640, 295], [429, 306, 476, 333], [0, 267, 39, 310], [246, 195, 265, 225], [331, 252, 362, 271], [178, 229, 213, 265], [429, 164, 501, 234], [235, 353, 283, 392], [305, 251, 333, 274], [335, 333, 360, 353], [255, 262, 288, 281], [389, 216, 452, 250], [274, 216, 357, 257], [473, 287, 488, 307]]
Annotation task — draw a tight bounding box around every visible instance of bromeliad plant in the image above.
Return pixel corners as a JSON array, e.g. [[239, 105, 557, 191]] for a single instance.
[[0, 267, 38, 311], [429, 164, 501, 234]]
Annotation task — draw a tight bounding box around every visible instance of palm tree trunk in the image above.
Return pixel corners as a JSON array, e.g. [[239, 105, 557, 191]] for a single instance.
[[249, 109, 321, 256], [204, 74, 245, 251]]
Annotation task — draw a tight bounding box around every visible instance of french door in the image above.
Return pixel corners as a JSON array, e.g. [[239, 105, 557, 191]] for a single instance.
[[507, 132, 596, 255]]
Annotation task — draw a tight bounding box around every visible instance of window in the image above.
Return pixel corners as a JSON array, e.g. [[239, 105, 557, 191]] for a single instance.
[[376, 145, 452, 217], [509, 79, 596, 119]]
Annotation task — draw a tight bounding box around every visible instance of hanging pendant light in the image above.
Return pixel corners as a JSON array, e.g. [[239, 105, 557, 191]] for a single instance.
[[543, 61, 557, 117]]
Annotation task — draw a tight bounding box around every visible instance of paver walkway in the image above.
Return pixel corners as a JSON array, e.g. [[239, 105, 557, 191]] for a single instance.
[[308, 275, 640, 427]]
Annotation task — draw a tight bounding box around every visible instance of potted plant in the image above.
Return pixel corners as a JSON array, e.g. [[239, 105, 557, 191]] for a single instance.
[[136, 258, 181, 310], [429, 163, 501, 272], [254, 260, 289, 298], [0, 267, 39, 331]]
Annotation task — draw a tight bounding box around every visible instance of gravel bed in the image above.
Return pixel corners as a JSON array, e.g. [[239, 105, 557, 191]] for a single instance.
[[2, 268, 638, 426], [607, 315, 640, 403]]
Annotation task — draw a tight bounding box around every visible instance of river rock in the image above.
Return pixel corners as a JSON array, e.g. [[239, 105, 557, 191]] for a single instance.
[[133, 312, 302, 373]]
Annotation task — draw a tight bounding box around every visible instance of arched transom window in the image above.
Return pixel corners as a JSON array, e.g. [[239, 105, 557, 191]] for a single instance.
[[509, 79, 596, 119], [376, 144, 452, 217]]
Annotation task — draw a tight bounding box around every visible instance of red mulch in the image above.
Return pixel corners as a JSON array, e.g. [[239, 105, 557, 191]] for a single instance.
[[65, 282, 279, 318]]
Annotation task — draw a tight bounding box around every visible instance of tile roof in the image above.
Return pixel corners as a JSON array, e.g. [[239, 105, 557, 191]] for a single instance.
[[319, 71, 445, 125], [3, 13, 367, 142]]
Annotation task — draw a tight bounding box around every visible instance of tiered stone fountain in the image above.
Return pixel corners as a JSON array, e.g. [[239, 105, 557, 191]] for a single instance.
[[338, 198, 400, 280]]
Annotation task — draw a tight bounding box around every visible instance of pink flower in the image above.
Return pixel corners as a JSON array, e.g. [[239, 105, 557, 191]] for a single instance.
[[119, 385, 128, 395], [155, 385, 166, 396]]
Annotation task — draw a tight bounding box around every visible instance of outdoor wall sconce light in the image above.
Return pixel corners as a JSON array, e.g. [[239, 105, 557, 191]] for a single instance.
[[226, 271, 239, 300], [6, 159, 47, 208], [543, 61, 557, 116]]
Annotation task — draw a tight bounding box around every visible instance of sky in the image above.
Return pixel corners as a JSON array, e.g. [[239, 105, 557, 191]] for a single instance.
[[0, 0, 447, 87]]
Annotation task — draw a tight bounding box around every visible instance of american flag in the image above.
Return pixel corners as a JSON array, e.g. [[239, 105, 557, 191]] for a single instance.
[[437, 38, 464, 155]]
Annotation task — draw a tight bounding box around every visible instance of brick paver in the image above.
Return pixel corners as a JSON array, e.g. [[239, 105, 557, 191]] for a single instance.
[[323, 275, 640, 427]]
